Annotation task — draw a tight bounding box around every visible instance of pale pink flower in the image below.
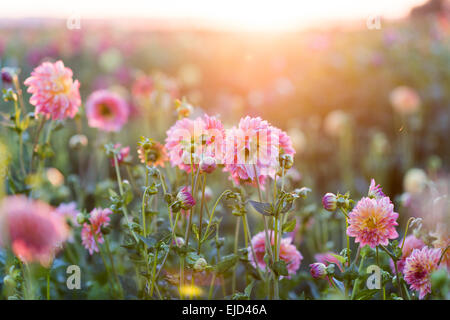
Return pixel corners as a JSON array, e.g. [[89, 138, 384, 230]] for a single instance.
[[0, 195, 69, 267], [368, 179, 385, 199], [165, 114, 224, 172], [24, 60, 81, 120], [86, 90, 129, 132], [81, 208, 112, 255], [404, 247, 441, 299], [389, 86, 421, 115], [248, 230, 302, 276], [56, 202, 80, 227], [347, 197, 399, 248], [390, 235, 426, 274]]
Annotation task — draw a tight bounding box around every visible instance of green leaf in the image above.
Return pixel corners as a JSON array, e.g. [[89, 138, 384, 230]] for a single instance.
[[244, 280, 255, 297], [248, 200, 273, 216], [215, 254, 239, 274], [282, 219, 297, 233], [138, 235, 156, 248], [330, 253, 347, 264], [272, 260, 289, 277]]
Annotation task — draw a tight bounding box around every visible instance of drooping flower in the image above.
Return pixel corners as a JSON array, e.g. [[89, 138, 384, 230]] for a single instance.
[[86, 90, 129, 132], [165, 114, 224, 172], [176, 186, 196, 210], [24, 60, 81, 120], [248, 231, 302, 276], [137, 138, 168, 167], [368, 179, 385, 199], [347, 197, 399, 248], [0, 195, 69, 266], [404, 247, 441, 299], [223, 116, 279, 186], [389, 86, 421, 115], [110, 143, 130, 167], [81, 208, 112, 255], [310, 262, 327, 279], [390, 235, 426, 274], [322, 193, 337, 212]]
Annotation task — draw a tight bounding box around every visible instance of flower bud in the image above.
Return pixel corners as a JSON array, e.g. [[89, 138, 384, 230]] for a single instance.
[[200, 156, 216, 174], [280, 154, 294, 170], [309, 263, 327, 279], [76, 213, 87, 225], [322, 193, 337, 211], [193, 257, 207, 272], [173, 237, 185, 247], [176, 186, 196, 210], [1, 68, 13, 85]]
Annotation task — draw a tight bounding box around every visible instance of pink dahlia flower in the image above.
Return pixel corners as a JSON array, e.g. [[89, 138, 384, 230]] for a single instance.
[[390, 235, 425, 274], [389, 86, 421, 115], [248, 230, 302, 276], [0, 195, 69, 267], [165, 114, 225, 172], [347, 196, 399, 248], [81, 208, 112, 255], [223, 116, 279, 186], [176, 186, 196, 210], [24, 60, 81, 120], [404, 247, 441, 299], [86, 90, 129, 132]]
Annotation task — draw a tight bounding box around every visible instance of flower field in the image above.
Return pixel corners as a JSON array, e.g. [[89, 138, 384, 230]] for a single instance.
[[0, 4, 449, 301]]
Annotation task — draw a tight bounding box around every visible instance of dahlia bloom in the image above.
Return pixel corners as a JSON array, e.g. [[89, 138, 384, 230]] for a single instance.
[[368, 179, 385, 199], [24, 60, 81, 120], [81, 208, 112, 255], [389, 86, 421, 115], [137, 140, 168, 167], [248, 231, 302, 276], [404, 247, 441, 299], [0, 195, 69, 266], [223, 116, 279, 185], [86, 90, 129, 132], [347, 197, 399, 248], [310, 262, 327, 279], [390, 235, 425, 274], [165, 114, 225, 172]]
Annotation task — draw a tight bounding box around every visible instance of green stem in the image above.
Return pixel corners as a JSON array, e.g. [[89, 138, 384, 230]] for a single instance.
[[231, 217, 240, 294]]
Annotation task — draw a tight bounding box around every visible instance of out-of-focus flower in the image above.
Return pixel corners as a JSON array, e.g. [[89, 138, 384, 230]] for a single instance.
[[193, 258, 208, 272], [56, 202, 79, 226], [314, 252, 344, 272], [287, 128, 306, 154], [24, 60, 81, 120], [390, 235, 426, 274], [309, 262, 328, 279], [403, 168, 428, 194], [173, 236, 185, 247], [0, 195, 69, 266], [1, 68, 13, 87], [347, 197, 399, 248], [174, 98, 194, 118], [165, 114, 224, 172], [176, 186, 196, 210], [46, 168, 64, 187], [368, 179, 385, 199], [137, 138, 168, 167], [248, 231, 302, 276], [69, 134, 88, 149], [389, 86, 421, 115], [180, 285, 203, 297], [322, 193, 337, 211], [431, 225, 449, 270], [200, 156, 217, 174], [110, 144, 130, 167], [324, 110, 349, 136], [81, 208, 112, 255], [86, 90, 129, 132], [404, 247, 441, 299]]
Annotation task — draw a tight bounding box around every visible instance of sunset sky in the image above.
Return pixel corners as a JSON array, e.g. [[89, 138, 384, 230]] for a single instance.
[[1, 0, 427, 30]]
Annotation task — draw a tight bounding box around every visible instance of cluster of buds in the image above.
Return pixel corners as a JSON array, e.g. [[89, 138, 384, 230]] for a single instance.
[[322, 192, 353, 212]]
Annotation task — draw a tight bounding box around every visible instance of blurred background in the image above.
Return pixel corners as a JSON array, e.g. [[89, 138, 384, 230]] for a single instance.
[[0, 0, 449, 230]]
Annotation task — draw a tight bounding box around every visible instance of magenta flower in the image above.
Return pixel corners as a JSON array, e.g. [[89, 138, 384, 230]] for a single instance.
[[404, 247, 441, 299], [314, 252, 344, 272], [368, 179, 385, 199], [176, 186, 196, 210], [86, 90, 129, 132], [310, 262, 327, 279], [347, 197, 399, 248], [390, 235, 426, 274], [0, 195, 69, 267], [248, 231, 302, 277], [81, 208, 112, 255], [24, 60, 81, 120], [322, 193, 337, 211]]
